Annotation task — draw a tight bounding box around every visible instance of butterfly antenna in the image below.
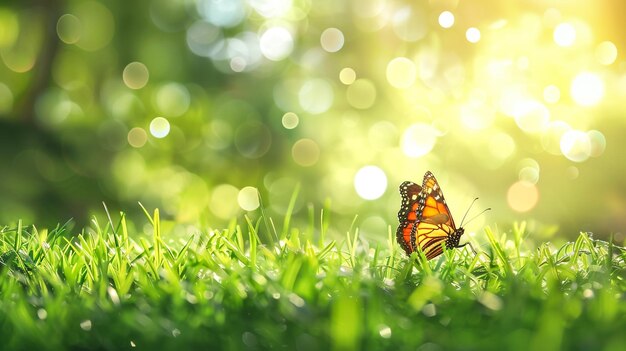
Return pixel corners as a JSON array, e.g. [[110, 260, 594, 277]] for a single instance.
[[463, 207, 492, 227], [459, 197, 478, 228]]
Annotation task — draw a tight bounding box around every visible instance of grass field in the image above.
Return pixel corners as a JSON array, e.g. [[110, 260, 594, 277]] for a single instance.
[[0, 206, 625, 351]]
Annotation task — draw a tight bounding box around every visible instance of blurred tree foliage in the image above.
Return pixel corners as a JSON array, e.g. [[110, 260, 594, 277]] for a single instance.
[[0, 0, 625, 239]]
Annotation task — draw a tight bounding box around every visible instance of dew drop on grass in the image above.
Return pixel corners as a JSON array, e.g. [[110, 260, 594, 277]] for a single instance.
[[378, 325, 392, 338], [288, 293, 305, 308], [37, 308, 47, 320], [80, 320, 92, 331], [422, 303, 437, 317], [478, 291, 503, 311]]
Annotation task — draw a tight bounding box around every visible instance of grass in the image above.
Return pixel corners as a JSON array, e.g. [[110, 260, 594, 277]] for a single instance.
[[0, 206, 625, 351]]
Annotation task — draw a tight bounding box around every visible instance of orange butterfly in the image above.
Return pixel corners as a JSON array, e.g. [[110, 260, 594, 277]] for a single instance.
[[396, 171, 467, 259]]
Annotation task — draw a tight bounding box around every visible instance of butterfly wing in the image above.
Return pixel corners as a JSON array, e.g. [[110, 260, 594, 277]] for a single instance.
[[418, 171, 457, 229], [396, 181, 422, 255], [413, 172, 461, 260], [414, 222, 450, 260]]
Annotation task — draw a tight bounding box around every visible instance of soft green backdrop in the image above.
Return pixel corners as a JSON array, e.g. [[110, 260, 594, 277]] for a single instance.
[[0, 0, 624, 242]]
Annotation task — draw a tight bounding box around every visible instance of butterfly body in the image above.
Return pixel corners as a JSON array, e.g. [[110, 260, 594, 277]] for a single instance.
[[396, 171, 465, 260]]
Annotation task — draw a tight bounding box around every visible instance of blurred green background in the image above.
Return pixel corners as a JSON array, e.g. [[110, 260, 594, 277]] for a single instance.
[[0, 0, 624, 241]]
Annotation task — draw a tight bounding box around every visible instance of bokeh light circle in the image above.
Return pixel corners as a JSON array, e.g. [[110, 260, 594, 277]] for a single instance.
[[74, 1, 115, 51], [127, 127, 148, 148], [210, 184, 240, 219], [123, 62, 149, 89], [543, 85, 560, 104], [155, 82, 190, 116], [595, 41, 618, 65], [560, 130, 591, 162], [518, 158, 540, 184], [401, 123, 438, 158], [354, 166, 387, 200], [465, 27, 481, 43], [541, 121, 572, 155], [507, 181, 539, 212], [299, 79, 334, 114], [0, 10, 18, 48], [339, 67, 356, 85], [566, 166, 579, 180], [553, 23, 576, 47], [587, 130, 606, 157], [56, 14, 81, 44], [292, 138, 320, 167], [514, 100, 550, 133], [282, 112, 299, 129], [386, 57, 416, 89], [460, 98, 496, 131], [150, 117, 170, 138], [488, 132, 516, 163], [238, 186, 260, 211], [320, 28, 344, 53], [570, 72, 604, 107], [392, 6, 427, 42], [249, 0, 292, 18], [438, 11, 454, 28], [260, 27, 293, 61], [197, 0, 245, 28], [346, 79, 377, 109], [234, 122, 272, 159], [0, 83, 14, 114]]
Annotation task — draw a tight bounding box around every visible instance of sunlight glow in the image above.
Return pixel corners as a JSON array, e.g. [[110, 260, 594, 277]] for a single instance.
[[570, 72, 604, 107], [354, 166, 387, 200]]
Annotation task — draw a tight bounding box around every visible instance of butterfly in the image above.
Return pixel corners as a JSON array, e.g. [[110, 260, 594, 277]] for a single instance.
[[396, 171, 467, 260]]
